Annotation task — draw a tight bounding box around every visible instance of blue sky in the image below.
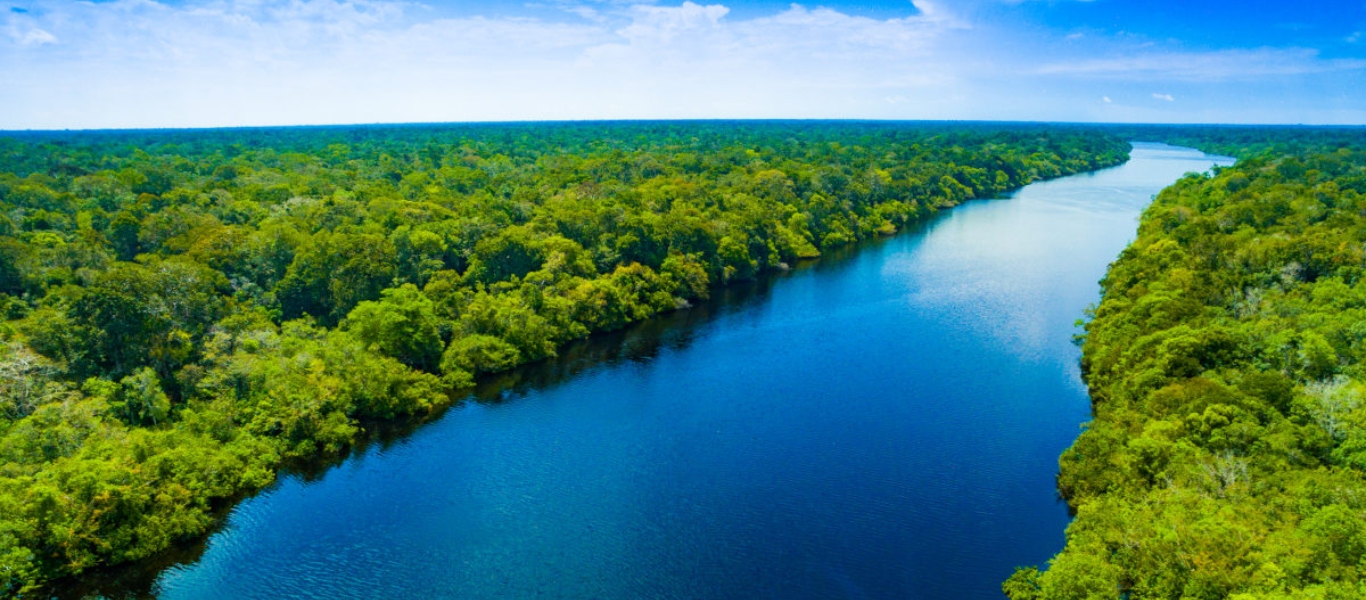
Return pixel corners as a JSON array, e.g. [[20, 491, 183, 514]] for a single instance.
[[2, 0, 1364, 128]]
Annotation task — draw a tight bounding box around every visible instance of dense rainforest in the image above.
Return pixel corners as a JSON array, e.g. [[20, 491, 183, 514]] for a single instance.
[[1007, 131, 1366, 599], [0, 121, 1129, 595]]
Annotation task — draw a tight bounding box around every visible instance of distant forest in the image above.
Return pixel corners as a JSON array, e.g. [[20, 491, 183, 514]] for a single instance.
[[0, 121, 1129, 595], [1007, 128, 1366, 599]]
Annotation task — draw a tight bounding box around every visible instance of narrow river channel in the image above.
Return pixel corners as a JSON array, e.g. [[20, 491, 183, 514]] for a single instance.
[[142, 143, 1233, 599]]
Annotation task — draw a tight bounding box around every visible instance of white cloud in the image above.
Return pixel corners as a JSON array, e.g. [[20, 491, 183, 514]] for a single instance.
[[0, 0, 1364, 128], [1102, 96, 1111, 103], [4, 8, 57, 46], [8, 27, 55, 46], [618, 2, 729, 43], [1152, 93, 1174, 101], [0, 0, 973, 128], [563, 5, 607, 23], [1036, 47, 1366, 81]]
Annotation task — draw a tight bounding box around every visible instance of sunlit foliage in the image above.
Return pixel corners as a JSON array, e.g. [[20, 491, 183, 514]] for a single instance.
[[0, 121, 1128, 595], [1008, 137, 1366, 600]]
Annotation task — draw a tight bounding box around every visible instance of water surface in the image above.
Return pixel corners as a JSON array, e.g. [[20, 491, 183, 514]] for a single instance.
[[151, 143, 1233, 599]]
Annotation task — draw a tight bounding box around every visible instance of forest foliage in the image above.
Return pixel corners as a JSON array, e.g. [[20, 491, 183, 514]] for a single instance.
[[1006, 134, 1366, 599], [0, 121, 1129, 595]]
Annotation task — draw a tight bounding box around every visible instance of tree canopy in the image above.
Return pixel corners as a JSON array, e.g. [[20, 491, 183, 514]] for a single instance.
[[1007, 133, 1366, 600], [0, 121, 1129, 595]]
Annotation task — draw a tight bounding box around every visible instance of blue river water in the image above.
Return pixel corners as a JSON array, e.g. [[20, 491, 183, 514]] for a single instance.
[[148, 143, 1233, 599]]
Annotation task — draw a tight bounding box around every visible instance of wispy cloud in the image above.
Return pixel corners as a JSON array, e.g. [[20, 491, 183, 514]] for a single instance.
[[0, 0, 1363, 128], [0, 0, 974, 128], [3, 7, 55, 46], [1152, 93, 1174, 101], [617, 2, 730, 43], [6, 26, 54, 46], [1035, 47, 1366, 81]]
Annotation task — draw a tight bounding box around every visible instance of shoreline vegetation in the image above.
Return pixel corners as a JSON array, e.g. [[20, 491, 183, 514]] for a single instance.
[[0, 122, 1129, 596], [1007, 129, 1366, 599]]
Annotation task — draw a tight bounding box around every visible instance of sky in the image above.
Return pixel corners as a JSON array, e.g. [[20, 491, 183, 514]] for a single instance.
[[1, 0, 1364, 129]]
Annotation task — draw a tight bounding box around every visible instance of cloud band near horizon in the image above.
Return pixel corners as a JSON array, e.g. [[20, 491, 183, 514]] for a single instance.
[[2, 0, 1364, 129]]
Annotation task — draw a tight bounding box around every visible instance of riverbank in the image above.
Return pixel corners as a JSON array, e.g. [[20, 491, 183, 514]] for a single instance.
[[0, 123, 1130, 597], [97, 143, 1223, 600], [1007, 140, 1366, 598]]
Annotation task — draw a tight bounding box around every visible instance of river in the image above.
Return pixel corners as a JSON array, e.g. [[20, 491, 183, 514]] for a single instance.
[[138, 143, 1233, 599]]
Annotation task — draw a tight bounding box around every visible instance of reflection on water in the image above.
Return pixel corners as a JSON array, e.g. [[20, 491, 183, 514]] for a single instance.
[[901, 143, 1232, 365], [65, 143, 1233, 600]]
